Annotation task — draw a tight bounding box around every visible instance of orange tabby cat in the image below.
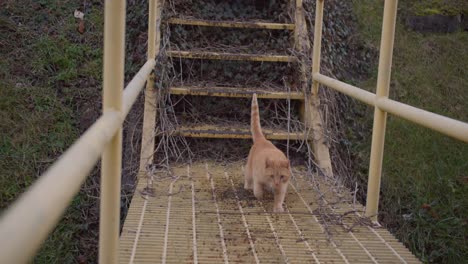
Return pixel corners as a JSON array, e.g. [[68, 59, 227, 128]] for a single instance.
[[244, 94, 291, 213]]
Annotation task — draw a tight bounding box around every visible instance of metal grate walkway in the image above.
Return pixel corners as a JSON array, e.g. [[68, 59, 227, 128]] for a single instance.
[[119, 162, 420, 263]]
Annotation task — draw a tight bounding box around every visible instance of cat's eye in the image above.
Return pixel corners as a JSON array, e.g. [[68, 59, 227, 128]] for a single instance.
[[270, 175, 274, 178], [280, 175, 285, 180]]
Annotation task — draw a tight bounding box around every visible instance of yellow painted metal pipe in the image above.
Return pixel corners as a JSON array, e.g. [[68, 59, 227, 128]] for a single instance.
[[122, 59, 156, 117], [313, 73, 376, 106], [376, 98, 468, 143], [311, 0, 324, 95], [0, 58, 156, 263], [100, 0, 126, 263], [147, 0, 156, 59], [313, 72, 468, 143], [0, 111, 122, 264], [365, 0, 398, 222]]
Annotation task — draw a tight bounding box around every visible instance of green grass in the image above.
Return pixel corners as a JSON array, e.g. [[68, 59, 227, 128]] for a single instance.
[[352, 1, 468, 263], [1, 0, 148, 261], [1, 0, 104, 262], [0, 77, 85, 264], [406, 0, 468, 16], [0, 84, 76, 200]]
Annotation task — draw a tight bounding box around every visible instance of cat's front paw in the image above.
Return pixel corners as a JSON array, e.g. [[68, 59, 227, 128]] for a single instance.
[[273, 206, 284, 213]]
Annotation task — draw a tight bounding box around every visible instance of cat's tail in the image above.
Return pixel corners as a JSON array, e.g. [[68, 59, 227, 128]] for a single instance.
[[251, 93, 265, 142]]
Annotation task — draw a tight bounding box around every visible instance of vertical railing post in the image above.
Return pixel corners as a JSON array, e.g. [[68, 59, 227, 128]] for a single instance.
[[311, 0, 324, 95], [139, 0, 162, 171], [365, 0, 398, 222], [148, 0, 157, 58], [99, 1, 126, 263]]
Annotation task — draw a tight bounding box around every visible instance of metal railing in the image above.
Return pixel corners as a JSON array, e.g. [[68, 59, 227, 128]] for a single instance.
[[0, 0, 467, 262], [311, 0, 468, 222], [0, 0, 159, 263]]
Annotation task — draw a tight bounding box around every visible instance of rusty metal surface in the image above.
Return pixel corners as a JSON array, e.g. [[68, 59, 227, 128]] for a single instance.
[[168, 18, 295, 30], [167, 50, 296, 62], [170, 86, 304, 100], [172, 124, 307, 140]]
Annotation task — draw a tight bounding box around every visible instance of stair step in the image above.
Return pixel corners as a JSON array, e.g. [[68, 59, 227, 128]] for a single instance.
[[168, 18, 295, 30], [167, 50, 296, 62], [172, 124, 307, 140], [170, 86, 304, 100]]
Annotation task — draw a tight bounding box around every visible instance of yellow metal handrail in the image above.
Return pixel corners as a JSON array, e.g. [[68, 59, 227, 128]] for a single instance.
[[0, 111, 122, 263], [0, 58, 155, 262], [0, 0, 467, 262], [99, 1, 125, 262], [313, 73, 468, 142], [0, 1, 158, 262], [311, 0, 468, 222]]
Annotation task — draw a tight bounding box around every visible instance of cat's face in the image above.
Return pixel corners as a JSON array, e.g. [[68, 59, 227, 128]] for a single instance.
[[265, 158, 291, 188]]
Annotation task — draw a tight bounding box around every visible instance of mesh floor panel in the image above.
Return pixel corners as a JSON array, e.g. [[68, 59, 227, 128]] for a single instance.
[[119, 162, 420, 263]]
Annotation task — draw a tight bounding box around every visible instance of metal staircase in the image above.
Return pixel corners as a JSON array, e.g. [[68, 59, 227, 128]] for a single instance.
[[6, 0, 468, 263], [163, 8, 310, 142]]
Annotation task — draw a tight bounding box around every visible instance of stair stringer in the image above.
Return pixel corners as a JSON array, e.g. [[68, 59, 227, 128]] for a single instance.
[[295, 0, 333, 176]]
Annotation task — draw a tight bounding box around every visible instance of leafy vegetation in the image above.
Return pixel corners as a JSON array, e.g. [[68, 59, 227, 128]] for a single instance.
[[352, 0, 468, 262], [1, 0, 148, 261], [168, 0, 292, 22], [405, 0, 468, 16], [0, 0, 104, 262]]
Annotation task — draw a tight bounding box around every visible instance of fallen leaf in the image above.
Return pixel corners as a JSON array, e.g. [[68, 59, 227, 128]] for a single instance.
[[78, 19, 85, 34], [77, 255, 86, 264], [421, 203, 431, 210]]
